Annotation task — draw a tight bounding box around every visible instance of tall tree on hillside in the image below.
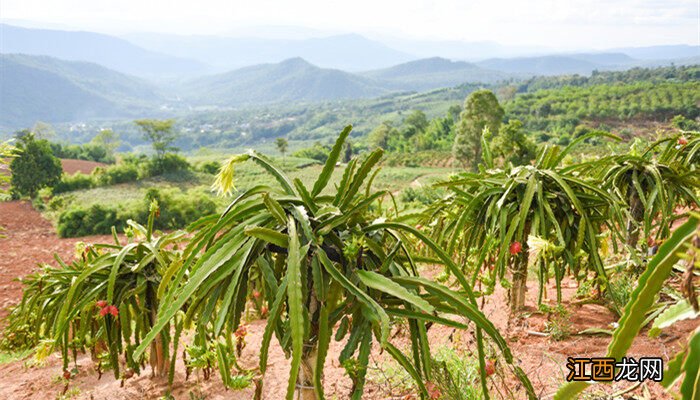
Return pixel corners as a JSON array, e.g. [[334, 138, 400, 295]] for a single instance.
[[368, 122, 398, 150], [491, 120, 536, 166], [90, 129, 121, 160], [453, 90, 504, 170], [402, 110, 429, 138], [134, 119, 178, 161], [10, 131, 62, 198], [275, 137, 289, 157]]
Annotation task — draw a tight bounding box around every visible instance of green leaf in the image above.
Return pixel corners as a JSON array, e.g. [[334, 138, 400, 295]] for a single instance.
[[285, 216, 305, 400], [356, 270, 434, 314], [313, 125, 352, 197], [245, 227, 289, 248], [554, 217, 698, 399], [650, 300, 699, 336]]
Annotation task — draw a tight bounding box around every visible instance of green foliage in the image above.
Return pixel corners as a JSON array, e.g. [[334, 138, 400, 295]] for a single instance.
[[574, 134, 700, 251], [506, 81, 700, 133], [554, 217, 699, 399], [429, 346, 483, 400], [274, 137, 288, 156], [10, 131, 63, 198], [144, 153, 190, 177], [134, 119, 179, 161], [429, 133, 620, 311], [132, 127, 535, 400], [453, 90, 504, 170], [56, 187, 216, 237], [52, 173, 95, 195], [0, 140, 16, 202], [197, 160, 221, 175], [489, 119, 536, 166], [2, 207, 189, 385], [95, 163, 140, 185], [292, 141, 331, 163], [672, 114, 700, 131]]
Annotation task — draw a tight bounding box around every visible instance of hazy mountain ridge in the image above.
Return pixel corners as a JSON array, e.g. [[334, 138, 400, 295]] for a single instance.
[[362, 57, 515, 91], [0, 54, 164, 127], [179, 57, 392, 105], [123, 32, 415, 71], [0, 24, 208, 79]]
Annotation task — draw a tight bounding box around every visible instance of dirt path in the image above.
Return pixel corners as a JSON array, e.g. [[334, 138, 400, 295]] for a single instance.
[[0, 201, 694, 399]]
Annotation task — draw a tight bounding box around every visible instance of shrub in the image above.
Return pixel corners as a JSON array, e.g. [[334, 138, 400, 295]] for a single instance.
[[56, 187, 217, 237], [94, 163, 139, 185], [145, 153, 190, 176], [53, 173, 95, 194], [142, 187, 217, 230], [57, 204, 120, 237], [197, 160, 221, 175]]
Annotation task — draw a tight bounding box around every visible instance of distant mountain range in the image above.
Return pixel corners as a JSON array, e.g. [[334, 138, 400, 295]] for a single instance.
[[363, 57, 513, 91], [0, 54, 163, 127], [1, 23, 698, 129], [123, 32, 414, 72], [0, 24, 208, 79], [179, 57, 391, 105]]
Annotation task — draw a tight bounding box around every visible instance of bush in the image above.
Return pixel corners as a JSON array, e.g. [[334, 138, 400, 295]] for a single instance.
[[56, 187, 217, 237], [143, 187, 217, 230], [57, 204, 120, 237], [292, 142, 331, 162], [94, 163, 139, 185], [53, 173, 95, 194], [197, 160, 221, 175], [145, 153, 190, 176]]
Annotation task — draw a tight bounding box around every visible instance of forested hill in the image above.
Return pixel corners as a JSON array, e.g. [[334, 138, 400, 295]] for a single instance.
[[179, 58, 392, 106], [0, 54, 163, 127], [362, 57, 512, 91], [514, 65, 700, 92]]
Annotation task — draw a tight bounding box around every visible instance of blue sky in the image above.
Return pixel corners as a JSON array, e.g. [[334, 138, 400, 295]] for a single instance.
[[1, 0, 698, 49]]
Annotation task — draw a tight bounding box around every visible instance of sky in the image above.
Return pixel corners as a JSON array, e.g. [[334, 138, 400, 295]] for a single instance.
[[1, 0, 698, 49]]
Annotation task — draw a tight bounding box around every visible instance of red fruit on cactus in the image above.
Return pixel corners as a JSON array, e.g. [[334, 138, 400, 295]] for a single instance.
[[108, 305, 119, 317], [96, 300, 107, 308], [234, 325, 248, 338], [509, 241, 522, 255], [99, 307, 109, 317], [252, 290, 261, 299], [485, 359, 496, 377], [678, 136, 688, 146], [425, 381, 441, 399], [260, 306, 269, 316]]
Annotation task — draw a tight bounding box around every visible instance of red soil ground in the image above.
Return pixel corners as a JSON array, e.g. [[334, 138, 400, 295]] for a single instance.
[[0, 200, 695, 399], [60, 159, 105, 175]]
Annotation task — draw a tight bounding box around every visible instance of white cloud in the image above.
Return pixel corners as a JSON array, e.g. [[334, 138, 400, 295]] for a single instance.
[[0, 0, 697, 48]]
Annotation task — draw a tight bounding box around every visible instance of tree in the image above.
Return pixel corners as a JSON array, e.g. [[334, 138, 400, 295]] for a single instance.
[[0, 141, 15, 200], [490, 120, 536, 166], [367, 122, 397, 150], [342, 140, 353, 163], [10, 131, 62, 198], [31, 121, 56, 140], [402, 110, 429, 139], [90, 129, 120, 160], [134, 119, 178, 161], [453, 90, 504, 170], [275, 137, 289, 157]]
